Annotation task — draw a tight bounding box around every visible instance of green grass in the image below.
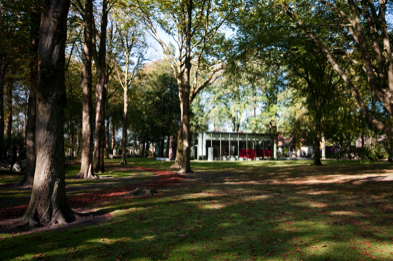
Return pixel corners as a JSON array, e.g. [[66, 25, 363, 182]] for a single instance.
[[1, 158, 393, 260]]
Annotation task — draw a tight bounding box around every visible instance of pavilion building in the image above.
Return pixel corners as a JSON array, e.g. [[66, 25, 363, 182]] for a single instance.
[[192, 132, 278, 161]]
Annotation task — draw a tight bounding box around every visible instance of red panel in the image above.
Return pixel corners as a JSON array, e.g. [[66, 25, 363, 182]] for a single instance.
[[240, 149, 247, 158], [248, 149, 255, 159]]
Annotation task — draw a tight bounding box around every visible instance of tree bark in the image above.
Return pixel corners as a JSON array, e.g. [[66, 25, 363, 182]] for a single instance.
[[78, 0, 96, 179], [0, 55, 7, 144], [100, 99, 106, 173], [165, 136, 170, 158], [179, 1, 193, 173], [5, 82, 12, 139], [69, 125, 74, 159], [170, 60, 184, 168], [76, 126, 80, 157], [121, 88, 128, 164], [93, 0, 108, 173], [313, 134, 322, 165], [160, 136, 164, 157], [18, 3, 40, 187], [170, 122, 183, 168], [141, 137, 146, 157], [111, 122, 115, 151], [22, 0, 76, 226], [105, 113, 110, 159]]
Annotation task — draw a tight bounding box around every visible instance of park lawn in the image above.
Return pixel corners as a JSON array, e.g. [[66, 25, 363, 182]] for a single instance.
[[0, 162, 155, 207], [1, 158, 393, 260]]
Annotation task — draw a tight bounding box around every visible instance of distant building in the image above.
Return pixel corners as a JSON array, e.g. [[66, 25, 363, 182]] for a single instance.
[[277, 135, 313, 157], [193, 132, 278, 161]]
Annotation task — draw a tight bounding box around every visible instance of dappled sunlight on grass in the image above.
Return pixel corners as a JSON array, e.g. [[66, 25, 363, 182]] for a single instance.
[[200, 203, 226, 210], [2, 158, 393, 260], [329, 210, 362, 216]]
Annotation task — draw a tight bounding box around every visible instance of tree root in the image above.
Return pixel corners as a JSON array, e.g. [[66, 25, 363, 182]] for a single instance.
[[77, 163, 99, 179], [129, 187, 157, 196], [21, 204, 82, 227], [170, 162, 181, 169], [178, 168, 193, 174]]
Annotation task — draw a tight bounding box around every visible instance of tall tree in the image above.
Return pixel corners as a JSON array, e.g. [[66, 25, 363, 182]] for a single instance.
[[112, 9, 145, 165], [22, 0, 76, 226], [5, 81, 12, 139], [281, 0, 393, 137], [72, 0, 97, 179], [92, 0, 117, 173], [18, 0, 40, 186], [134, 0, 236, 172]]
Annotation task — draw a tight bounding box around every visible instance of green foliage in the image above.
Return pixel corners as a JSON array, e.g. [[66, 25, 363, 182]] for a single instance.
[[130, 60, 180, 142], [363, 142, 389, 161]]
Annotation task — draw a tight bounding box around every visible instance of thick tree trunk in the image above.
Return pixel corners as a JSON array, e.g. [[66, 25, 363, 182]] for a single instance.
[[78, 0, 96, 179], [22, 0, 76, 227], [5, 82, 12, 139], [313, 135, 322, 165], [179, 3, 193, 173], [93, 0, 108, 173], [170, 122, 183, 168], [18, 4, 40, 187], [0, 55, 7, 144], [121, 90, 128, 164]]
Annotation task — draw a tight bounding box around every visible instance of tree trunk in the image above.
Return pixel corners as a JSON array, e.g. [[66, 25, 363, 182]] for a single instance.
[[22, 0, 76, 226], [146, 138, 150, 157], [179, 2, 193, 173], [388, 136, 393, 162], [141, 137, 146, 158], [18, 4, 39, 187], [171, 53, 184, 168], [160, 137, 164, 157], [76, 126, 80, 157], [170, 122, 183, 168], [166, 136, 170, 158], [78, 0, 96, 179], [0, 55, 7, 144], [19, 90, 36, 187], [313, 135, 322, 165], [111, 122, 115, 152], [5, 82, 12, 139], [100, 100, 106, 173], [105, 114, 109, 159], [93, 0, 108, 173], [121, 88, 128, 164], [69, 125, 74, 159]]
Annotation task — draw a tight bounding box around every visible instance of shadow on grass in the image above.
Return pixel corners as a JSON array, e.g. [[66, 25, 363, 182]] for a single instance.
[[2, 159, 393, 260]]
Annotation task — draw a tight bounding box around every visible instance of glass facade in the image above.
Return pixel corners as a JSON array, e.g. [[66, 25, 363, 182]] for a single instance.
[[195, 132, 278, 161]]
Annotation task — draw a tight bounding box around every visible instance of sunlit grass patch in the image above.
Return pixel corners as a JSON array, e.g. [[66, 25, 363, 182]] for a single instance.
[[2, 158, 393, 260]]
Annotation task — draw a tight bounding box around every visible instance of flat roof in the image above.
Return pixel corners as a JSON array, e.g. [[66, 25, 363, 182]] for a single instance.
[[199, 132, 278, 135]]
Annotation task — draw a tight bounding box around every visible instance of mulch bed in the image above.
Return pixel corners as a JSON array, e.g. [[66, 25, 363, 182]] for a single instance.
[[0, 167, 185, 222]]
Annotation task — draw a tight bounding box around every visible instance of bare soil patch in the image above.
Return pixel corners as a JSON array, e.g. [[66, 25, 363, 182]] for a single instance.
[[0, 166, 185, 235]]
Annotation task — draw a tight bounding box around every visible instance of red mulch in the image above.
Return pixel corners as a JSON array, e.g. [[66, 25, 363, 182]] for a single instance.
[[0, 167, 185, 221]]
